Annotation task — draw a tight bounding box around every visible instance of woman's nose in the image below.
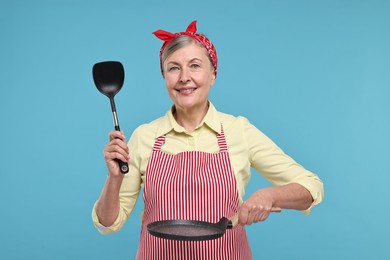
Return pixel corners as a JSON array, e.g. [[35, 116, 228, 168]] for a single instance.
[[179, 68, 190, 83]]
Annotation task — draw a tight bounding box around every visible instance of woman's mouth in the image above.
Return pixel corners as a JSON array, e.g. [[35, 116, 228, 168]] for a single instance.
[[176, 88, 197, 94]]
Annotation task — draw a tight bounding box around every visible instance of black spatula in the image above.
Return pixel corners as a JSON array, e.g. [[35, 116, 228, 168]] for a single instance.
[[92, 61, 129, 174]]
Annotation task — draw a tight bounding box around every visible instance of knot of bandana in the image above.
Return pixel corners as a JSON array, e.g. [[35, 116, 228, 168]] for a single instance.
[[153, 20, 218, 77]]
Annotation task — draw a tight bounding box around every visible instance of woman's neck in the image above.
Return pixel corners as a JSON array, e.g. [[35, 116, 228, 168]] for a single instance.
[[174, 102, 209, 132]]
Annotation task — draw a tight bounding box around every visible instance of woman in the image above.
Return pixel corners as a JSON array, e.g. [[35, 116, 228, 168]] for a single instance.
[[92, 20, 324, 259]]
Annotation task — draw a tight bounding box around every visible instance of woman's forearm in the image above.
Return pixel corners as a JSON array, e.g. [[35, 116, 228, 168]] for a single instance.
[[266, 183, 313, 210], [95, 175, 124, 227]]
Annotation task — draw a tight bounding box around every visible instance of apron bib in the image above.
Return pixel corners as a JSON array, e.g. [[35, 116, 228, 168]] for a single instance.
[[137, 128, 251, 259]]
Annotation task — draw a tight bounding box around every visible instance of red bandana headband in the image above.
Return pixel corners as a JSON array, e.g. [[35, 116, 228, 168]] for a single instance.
[[152, 20, 218, 77]]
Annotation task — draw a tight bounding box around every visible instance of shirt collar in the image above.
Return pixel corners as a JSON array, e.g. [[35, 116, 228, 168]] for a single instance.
[[156, 101, 221, 137]]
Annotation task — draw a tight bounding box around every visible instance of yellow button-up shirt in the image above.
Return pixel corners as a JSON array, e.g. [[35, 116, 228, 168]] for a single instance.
[[92, 102, 324, 234]]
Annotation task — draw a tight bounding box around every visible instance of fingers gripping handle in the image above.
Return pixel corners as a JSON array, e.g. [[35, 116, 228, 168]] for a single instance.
[[227, 207, 282, 229], [114, 125, 129, 174]]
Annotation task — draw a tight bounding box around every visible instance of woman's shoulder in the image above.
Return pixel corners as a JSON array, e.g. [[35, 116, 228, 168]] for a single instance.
[[217, 110, 251, 129], [132, 115, 166, 136], [216, 110, 265, 141]]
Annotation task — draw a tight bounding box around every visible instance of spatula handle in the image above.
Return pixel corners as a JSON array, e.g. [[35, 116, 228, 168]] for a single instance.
[[114, 125, 129, 174], [117, 159, 129, 174]]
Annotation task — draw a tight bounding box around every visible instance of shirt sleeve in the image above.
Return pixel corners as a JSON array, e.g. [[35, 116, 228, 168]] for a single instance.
[[91, 129, 143, 234], [244, 118, 324, 213]]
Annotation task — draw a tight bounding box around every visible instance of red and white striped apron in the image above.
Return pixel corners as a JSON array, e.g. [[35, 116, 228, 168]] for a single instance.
[[137, 128, 252, 259]]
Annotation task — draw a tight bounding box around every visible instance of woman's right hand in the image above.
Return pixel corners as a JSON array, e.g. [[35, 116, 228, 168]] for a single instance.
[[103, 130, 130, 177]]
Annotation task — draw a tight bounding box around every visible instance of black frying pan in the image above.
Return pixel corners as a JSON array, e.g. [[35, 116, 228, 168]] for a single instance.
[[92, 61, 129, 174], [147, 217, 232, 241], [147, 208, 281, 241]]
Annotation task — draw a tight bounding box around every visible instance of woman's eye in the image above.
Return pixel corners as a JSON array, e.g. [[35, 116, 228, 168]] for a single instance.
[[168, 66, 179, 71], [190, 64, 200, 69]]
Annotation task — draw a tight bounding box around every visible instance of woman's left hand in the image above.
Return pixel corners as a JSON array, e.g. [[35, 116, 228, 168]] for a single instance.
[[237, 188, 278, 226]]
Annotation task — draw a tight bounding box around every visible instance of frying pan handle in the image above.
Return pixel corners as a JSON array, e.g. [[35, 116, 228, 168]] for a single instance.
[[228, 207, 282, 229], [228, 214, 239, 229]]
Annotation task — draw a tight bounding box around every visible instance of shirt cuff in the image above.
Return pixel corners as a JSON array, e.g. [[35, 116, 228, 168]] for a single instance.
[[91, 202, 125, 234], [299, 182, 324, 215]]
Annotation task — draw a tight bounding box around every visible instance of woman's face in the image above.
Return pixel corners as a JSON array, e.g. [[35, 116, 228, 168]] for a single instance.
[[163, 42, 216, 113]]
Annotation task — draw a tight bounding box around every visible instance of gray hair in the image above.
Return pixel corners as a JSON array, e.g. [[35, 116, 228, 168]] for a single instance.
[[161, 35, 214, 73]]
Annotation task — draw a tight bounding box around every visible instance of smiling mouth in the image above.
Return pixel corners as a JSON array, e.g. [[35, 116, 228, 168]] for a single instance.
[[177, 88, 197, 94]]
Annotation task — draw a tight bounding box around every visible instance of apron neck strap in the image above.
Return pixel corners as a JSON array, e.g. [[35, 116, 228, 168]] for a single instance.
[[153, 124, 228, 152]]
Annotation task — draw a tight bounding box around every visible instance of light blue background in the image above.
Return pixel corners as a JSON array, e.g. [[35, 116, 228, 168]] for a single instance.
[[1, 0, 389, 259]]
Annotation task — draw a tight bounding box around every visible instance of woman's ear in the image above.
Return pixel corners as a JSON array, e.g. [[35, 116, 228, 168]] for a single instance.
[[211, 69, 216, 86]]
